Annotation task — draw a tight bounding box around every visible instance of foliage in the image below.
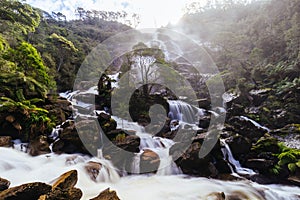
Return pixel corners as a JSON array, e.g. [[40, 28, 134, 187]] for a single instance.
[[0, 97, 55, 141]]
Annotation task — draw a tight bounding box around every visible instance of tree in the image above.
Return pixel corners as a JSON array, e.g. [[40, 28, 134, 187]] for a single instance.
[[49, 33, 78, 72], [0, 0, 40, 36]]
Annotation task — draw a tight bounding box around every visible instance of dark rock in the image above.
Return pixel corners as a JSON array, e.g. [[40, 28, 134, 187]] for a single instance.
[[102, 134, 140, 172], [53, 119, 101, 155], [205, 192, 225, 200], [140, 149, 160, 173], [39, 187, 82, 200], [28, 135, 51, 156], [249, 88, 270, 107], [85, 161, 102, 182], [0, 177, 10, 192], [0, 182, 51, 200], [226, 134, 251, 159], [52, 170, 78, 190], [228, 116, 268, 141], [90, 188, 120, 200], [245, 159, 275, 171], [97, 113, 117, 133], [199, 115, 211, 129], [0, 136, 12, 147]]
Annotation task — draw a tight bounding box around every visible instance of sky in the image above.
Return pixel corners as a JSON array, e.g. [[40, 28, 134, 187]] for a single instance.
[[26, 0, 199, 28]]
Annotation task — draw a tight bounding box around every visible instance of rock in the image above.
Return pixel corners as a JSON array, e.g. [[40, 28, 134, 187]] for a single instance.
[[0, 182, 51, 200], [170, 142, 213, 177], [28, 135, 51, 156], [102, 134, 140, 172], [245, 159, 275, 171], [140, 149, 160, 173], [85, 161, 102, 182], [53, 120, 101, 155], [0, 177, 10, 192], [249, 88, 270, 106], [90, 188, 120, 200], [97, 113, 117, 133], [228, 116, 268, 141], [226, 134, 251, 161], [205, 192, 225, 200], [39, 187, 82, 200], [43, 97, 72, 125], [5, 115, 15, 123], [0, 136, 12, 147], [52, 170, 78, 190], [40, 170, 82, 200]]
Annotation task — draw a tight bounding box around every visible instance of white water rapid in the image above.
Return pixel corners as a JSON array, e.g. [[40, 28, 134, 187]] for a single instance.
[[220, 139, 256, 176]]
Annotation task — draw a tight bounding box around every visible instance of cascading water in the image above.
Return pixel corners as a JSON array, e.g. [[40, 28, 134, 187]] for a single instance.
[[220, 139, 256, 176], [112, 116, 182, 175], [167, 100, 204, 124], [2, 78, 300, 200]]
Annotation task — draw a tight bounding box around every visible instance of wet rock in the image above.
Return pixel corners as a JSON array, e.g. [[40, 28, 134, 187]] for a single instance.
[[0, 136, 12, 147], [90, 188, 120, 200], [97, 113, 117, 133], [53, 120, 101, 155], [228, 116, 268, 141], [0, 182, 51, 200], [249, 88, 270, 106], [52, 170, 78, 190], [205, 192, 225, 200], [170, 141, 213, 177], [43, 97, 72, 125], [40, 170, 82, 200], [245, 159, 275, 171], [85, 161, 102, 182], [0, 177, 10, 192], [226, 134, 251, 160], [28, 135, 51, 156], [140, 149, 160, 173], [39, 187, 82, 200]]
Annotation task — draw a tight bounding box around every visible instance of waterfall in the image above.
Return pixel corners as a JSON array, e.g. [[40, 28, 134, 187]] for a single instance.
[[240, 116, 270, 132], [220, 139, 256, 176], [167, 100, 204, 124]]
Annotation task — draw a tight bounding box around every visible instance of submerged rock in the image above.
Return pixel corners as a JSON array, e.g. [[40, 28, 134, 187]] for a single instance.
[[140, 149, 160, 173], [85, 161, 102, 182], [90, 188, 120, 200], [0, 182, 51, 200]]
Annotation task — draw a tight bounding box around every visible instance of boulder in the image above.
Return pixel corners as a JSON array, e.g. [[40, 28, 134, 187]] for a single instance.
[[85, 161, 102, 182], [90, 188, 120, 200], [102, 134, 140, 172], [0, 182, 51, 200], [39, 170, 82, 200], [97, 113, 117, 133], [140, 149, 160, 173], [52, 170, 78, 190], [205, 192, 225, 200], [226, 134, 251, 161], [39, 187, 82, 200], [28, 135, 51, 156], [228, 116, 268, 141], [0, 136, 12, 147], [0, 177, 10, 192], [53, 120, 101, 155], [245, 159, 275, 171]]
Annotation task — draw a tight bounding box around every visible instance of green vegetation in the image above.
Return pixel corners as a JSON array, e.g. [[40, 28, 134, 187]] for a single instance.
[[177, 0, 300, 128]]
